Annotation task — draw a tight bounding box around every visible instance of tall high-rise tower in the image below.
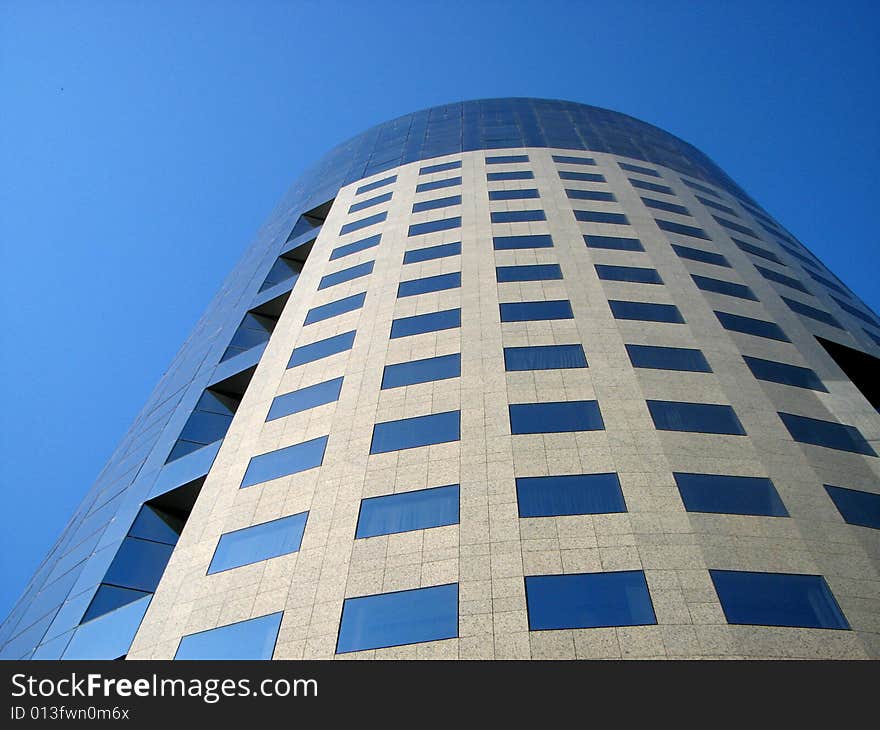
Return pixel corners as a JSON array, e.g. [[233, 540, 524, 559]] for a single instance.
[[3, 99, 878, 660]]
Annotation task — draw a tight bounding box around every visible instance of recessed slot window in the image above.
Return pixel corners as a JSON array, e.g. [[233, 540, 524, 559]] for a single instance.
[[834, 298, 879, 327], [566, 189, 616, 202], [267, 377, 344, 421], [397, 272, 461, 298], [491, 209, 546, 223], [778, 412, 876, 456], [487, 170, 534, 181], [626, 344, 711, 372], [816, 336, 880, 409], [824, 485, 880, 530], [655, 219, 710, 240], [500, 300, 574, 322], [696, 196, 738, 216], [390, 308, 461, 339], [175, 612, 283, 660], [554, 155, 597, 165], [692, 274, 758, 301], [408, 217, 461, 236], [287, 330, 355, 368], [681, 178, 721, 197], [782, 297, 843, 329], [585, 234, 644, 251], [356, 174, 396, 196], [286, 199, 332, 243], [493, 234, 553, 250], [240, 436, 328, 488], [671, 244, 730, 267], [329, 233, 381, 261], [412, 195, 461, 213], [340, 211, 386, 236], [370, 411, 460, 454], [222, 293, 288, 362], [596, 264, 663, 284], [559, 170, 605, 182], [259, 240, 312, 293], [381, 353, 461, 389], [674, 473, 788, 516], [574, 210, 629, 225], [743, 356, 826, 392], [403, 241, 461, 264], [415, 177, 461, 193], [509, 400, 604, 434], [303, 291, 365, 326], [348, 191, 392, 214], [356, 485, 460, 538], [166, 389, 240, 462], [619, 162, 660, 177], [208, 512, 308, 574], [517, 473, 625, 517], [496, 264, 563, 282], [487, 154, 529, 164], [609, 300, 684, 323], [755, 265, 809, 293], [489, 189, 540, 200], [629, 178, 674, 195], [715, 311, 789, 342], [733, 239, 784, 265], [713, 216, 758, 238], [420, 160, 461, 175], [642, 197, 690, 216], [318, 260, 374, 291], [808, 270, 848, 295], [647, 400, 746, 435], [504, 344, 587, 371]]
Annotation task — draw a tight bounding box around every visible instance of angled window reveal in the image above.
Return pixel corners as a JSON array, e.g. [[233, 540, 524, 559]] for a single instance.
[[619, 161, 660, 177], [509, 401, 604, 434], [503, 344, 587, 371], [755, 265, 809, 294], [609, 300, 684, 324], [596, 264, 663, 285], [647, 400, 746, 435], [240, 436, 329, 488], [390, 308, 461, 339], [642, 197, 690, 216], [824, 485, 880, 530], [713, 215, 758, 238], [381, 353, 461, 389], [671, 244, 730, 268], [743, 356, 826, 392], [655, 219, 710, 240], [356, 485, 460, 539], [566, 189, 615, 202], [778, 412, 876, 456], [691, 274, 758, 301], [517, 473, 626, 517], [259, 239, 312, 293], [715, 311, 789, 342], [208, 512, 309, 574], [221, 292, 289, 362], [733, 238, 785, 265], [626, 344, 711, 372], [574, 210, 629, 225], [286, 199, 332, 243], [175, 612, 283, 660], [266, 377, 344, 421], [674, 473, 788, 516], [782, 297, 843, 329], [585, 234, 643, 251], [629, 178, 674, 195], [287, 330, 355, 368], [370, 411, 461, 454]]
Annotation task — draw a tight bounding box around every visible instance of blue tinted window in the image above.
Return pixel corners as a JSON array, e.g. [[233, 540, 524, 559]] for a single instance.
[[609, 300, 684, 323], [504, 344, 587, 371], [408, 217, 461, 236], [619, 162, 660, 176], [303, 291, 365, 325], [340, 211, 386, 236], [782, 297, 843, 329], [267, 377, 344, 421], [493, 234, 553, 250], [403, 241, 461, 264], [585, 234, 643, 251], [674, 473, 788, 516], [713, 215, 758, 238], [491, 209, 546, 223], [647, 400, 746, 435], [834, 299, 878, 326], [103, 537, 174, 593], [82, 585, 150, 623], [336, 584, 458, 654], [743, 356, 826, 392], [682, 178, 720, 197], [500, 300, 574, 322], [397, 271, 461, 298], [390, 308, 461, 338], [709, 571, 849, 630], [692, 274, 758, 301], [574, 210, 629, 225], [715, 311, 790, 342], [356, 175, 396, 195], [240, 436, 328, 488], [755, 265, 809, 293], [734, 239, 784, 264], [496, 264, 563, 282], [420, 160, 461, 175], [175, 612, 282, 660], [559, 170, 605, 182], [318, 260, 374, 291], [356, 485, 459, 538], [487, 170, 534, 181], [381, 353, 460, 389], [412, 195, 461, 213], [566, 189, 616, 202], [671, 244, 730, 267], [415, 177, 461, 193], [329, 233, 381, 261], [655, 219, 710, 240], [778, 412, 876, 456], [642, 197, 690, 216], [208, 512, 308, 574], [697, 195, 738, 216], [596, 264, 663, 284], [630, 178, 674, 194], [554, 155, 597, 165], [825, 485, 880, 530], [626, 344, 711, 372], [370, 411, 460, 454], [489, 189, 540, 200], [509, 401, 604, 434], [517, 473, 625, 517], [288, 330, 355, 367], [808, 270, 848, 295], [526, 571, 656, 630], [487, 154, 529, 164], [349, 191, 392, 214]]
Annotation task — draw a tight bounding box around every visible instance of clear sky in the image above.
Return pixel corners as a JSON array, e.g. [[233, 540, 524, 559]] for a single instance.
[[1, 0, 878, 622]]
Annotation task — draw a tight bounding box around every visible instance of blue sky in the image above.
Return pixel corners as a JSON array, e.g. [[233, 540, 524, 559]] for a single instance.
[[1, 0, 878, 621]]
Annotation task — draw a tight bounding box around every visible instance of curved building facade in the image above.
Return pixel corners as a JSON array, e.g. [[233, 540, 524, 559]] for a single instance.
[[3, 98, 879, 660]]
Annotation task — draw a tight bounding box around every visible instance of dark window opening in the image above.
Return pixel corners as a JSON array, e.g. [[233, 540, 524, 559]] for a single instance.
[[259, 240, 312, 293], [286, 199, 333, 243], [816, 337, 880, 410], [221, 292, 289, 363]]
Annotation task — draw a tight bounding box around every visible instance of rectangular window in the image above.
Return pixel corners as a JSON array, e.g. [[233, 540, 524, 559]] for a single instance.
[[390, 308, 461, 339], [496, 264, 563, 282], [356, 175, 396, 195], [329, 233, 381, 261], [356, 485, 459, 538], [713, 215, 758, 238], [671, 243, 730, 267], [674, 473, 788, 516], [340, 211, 386, 236], [526, 571, 656, 630], [420, 160, 461, 175], [336, 584, 458, 654], [585, 234, 644, 251], [554, 154, 597, 165], [174, 612, 283, 660], [629, 178, 673, 195], [696, 195, 738, 216], [655, 218, 710, 240], [408, 217, 461, 237], [318, 260, 374, 290], [489, 189, 540, 200], [288, 330, 356, 368], [642, 197, 690, 216], [267, 377, 344, 421], [778, 412, 876, 456], [709, 570, 849, 630], [240, 436, 328, 488], [647, 400, 746, 435], [487, 154, 529, 164], [415, 176, 461, 193], [348, 191, 392, 214], [397, 271, 461, 298], [782, 297, 843, 329], [493, 234, 553, 250], [808, 270, 848, 295], [500, 300, 574, 322], [626, 344, 711, 372], [619, 161, 660, 177], [743, 356, 826, 391], [574, 210, 629, 225], [691, 274, 758, 301], [681, 178, 720, 197], [491, 209, 546, 223], [609, 300, 684, 323], [824, 485, 880, 530], [559, 170, 605, 182], [412, 195, 461, 213], [381, 353, 460, 389], [566, 189, 616, 202], [596, 264, 663, 284], [834, 299, 878, 327], [715, 311, 790, 342], [403, 241, 461, 264], [370, 410, 460, 454], [517, 473, 625, 517], [733, 239, 784, 265], [303, 291, 365, 325], [208, 512, 309, 574], [509, 401, 604, 434], [504, 344, 587, 371], [487, 170, 534, 181], [755, 265, 809, 293]]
